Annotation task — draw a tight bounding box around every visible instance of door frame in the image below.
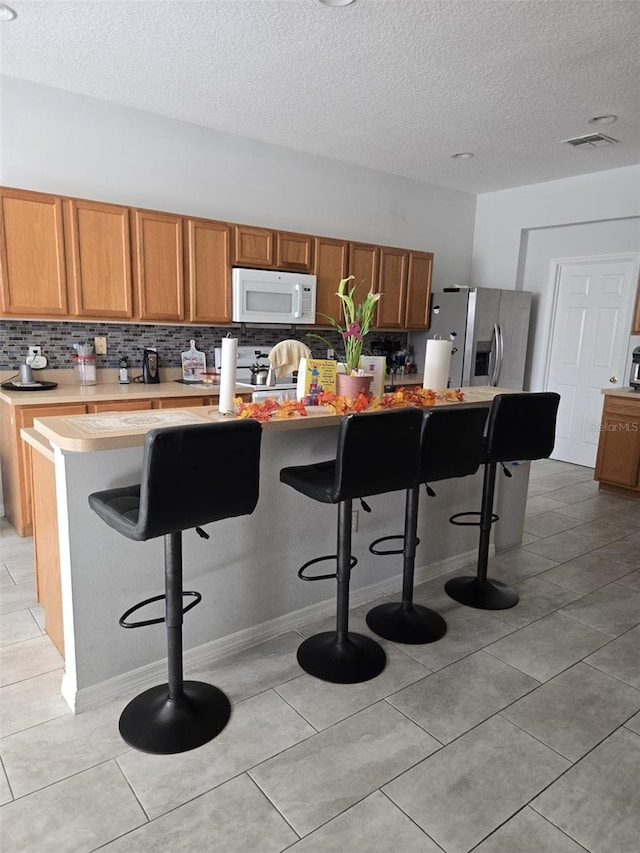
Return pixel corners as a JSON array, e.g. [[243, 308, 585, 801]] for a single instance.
[[543, 252, 640, 392]]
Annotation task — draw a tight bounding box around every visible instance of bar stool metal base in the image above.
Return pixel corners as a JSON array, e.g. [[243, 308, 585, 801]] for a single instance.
[[297, 631, 386, 684], [366, 602, 447, 644], [444, 576, 519, 610], [118, 680, 232, 755]]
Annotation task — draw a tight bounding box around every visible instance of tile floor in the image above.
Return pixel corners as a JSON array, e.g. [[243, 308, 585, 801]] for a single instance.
[[0, 459, 639, 852]]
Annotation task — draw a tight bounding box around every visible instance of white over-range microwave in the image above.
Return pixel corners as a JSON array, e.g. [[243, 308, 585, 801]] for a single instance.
[[232, 268, 317, 325]]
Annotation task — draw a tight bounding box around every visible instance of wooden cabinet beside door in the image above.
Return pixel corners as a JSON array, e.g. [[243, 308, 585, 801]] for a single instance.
[[594, 395, 640, 497]]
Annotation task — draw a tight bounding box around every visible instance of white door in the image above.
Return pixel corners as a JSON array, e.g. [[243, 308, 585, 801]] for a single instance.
[[545, 256, 639, 467]]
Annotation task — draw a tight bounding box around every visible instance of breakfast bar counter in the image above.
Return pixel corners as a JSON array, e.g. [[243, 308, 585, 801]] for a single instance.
[[26, 388, 511, 712]]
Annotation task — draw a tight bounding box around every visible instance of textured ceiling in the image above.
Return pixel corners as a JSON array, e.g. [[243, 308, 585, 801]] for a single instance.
[[1, 0, 639, 193]]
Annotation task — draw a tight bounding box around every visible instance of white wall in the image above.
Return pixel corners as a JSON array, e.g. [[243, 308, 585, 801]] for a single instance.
[[0, 77, 476, 291], [521, 219, 640, 390], [471, 165, 640, 289], [471, 166, 640, 391]]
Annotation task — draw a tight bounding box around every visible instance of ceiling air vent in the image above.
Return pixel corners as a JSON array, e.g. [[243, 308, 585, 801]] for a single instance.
[[563, 132, 619, 150]]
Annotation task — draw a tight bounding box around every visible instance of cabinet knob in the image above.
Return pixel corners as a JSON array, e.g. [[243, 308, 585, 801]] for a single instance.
[[609, 376, 619, 384]]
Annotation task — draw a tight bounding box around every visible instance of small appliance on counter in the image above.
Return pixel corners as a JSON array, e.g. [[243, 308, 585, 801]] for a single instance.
[[630, 346, 640, 391], [142, 347, 160, 383]]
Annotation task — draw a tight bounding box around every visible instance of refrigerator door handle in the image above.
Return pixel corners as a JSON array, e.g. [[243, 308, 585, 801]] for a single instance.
[[494, 323, 505, 386], [489, 323, 499, 386]]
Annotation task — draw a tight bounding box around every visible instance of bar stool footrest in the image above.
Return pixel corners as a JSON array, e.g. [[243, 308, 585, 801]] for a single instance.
[[444, 575, 518, 610], [119, 591, 202, 628], [369, 534, 420, 556], [118, 680, 231, 754], [298, 554, 357, 582], [297, 631, 386, 683], [366, 602, 446, 644], [449, 511, 499, 527]]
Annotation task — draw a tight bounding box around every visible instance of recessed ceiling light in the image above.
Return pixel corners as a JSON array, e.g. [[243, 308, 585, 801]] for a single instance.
[[0, 4, 17, 21], [588, 114, 618, 125], [319, 0, 356, 6], [451, 152, 474, 160]]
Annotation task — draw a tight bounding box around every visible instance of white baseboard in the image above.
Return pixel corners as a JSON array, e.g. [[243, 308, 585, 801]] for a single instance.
[[71, 546, 484, 714]]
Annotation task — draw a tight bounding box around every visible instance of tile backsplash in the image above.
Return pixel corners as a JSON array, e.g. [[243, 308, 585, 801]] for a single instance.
[[2, 320, 407, 371]]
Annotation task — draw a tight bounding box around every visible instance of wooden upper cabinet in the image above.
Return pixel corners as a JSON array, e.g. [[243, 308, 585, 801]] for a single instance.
[[65, 199, 133, 319], [405, 251, 433, 329], [313, 237, 348, 324], [376, 247, 408, 329], [233, 225, 274, 267], [348, 243, 379, 294], [132, 209, 184, 322], [0, 188, 68, 317], [185, 218, 232, 324], [276, 232, 313, 271]]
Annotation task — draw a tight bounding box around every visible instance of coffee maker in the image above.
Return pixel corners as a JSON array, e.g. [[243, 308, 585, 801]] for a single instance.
[[142, 348, 160, 383], [630, 346, 640, 391]]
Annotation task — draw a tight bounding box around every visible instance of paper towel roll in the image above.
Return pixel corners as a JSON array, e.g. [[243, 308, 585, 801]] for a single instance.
[[423, 339, 452, 391], [218, 336, 238, 414]]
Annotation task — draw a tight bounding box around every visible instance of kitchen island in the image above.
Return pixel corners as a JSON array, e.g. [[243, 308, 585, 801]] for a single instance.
[[26, 388, 511, 712]]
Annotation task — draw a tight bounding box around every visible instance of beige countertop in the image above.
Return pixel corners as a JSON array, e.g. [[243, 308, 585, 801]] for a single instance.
[[28, 386, 504, 453], [601, 388, 640, 399]]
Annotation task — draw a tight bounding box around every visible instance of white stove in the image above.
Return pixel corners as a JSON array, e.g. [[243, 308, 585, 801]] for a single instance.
[[214, 345, 298, 403]]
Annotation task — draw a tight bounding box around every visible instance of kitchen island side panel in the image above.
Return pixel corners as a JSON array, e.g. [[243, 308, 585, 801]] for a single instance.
[[54, 426, 485, 703]]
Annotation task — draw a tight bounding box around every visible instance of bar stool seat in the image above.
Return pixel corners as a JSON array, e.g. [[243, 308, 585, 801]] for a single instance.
[[280, 408, 423, 684], [445, 392, 560, 610], [89, 420, 262, 754], [366, 404, 489, 643]]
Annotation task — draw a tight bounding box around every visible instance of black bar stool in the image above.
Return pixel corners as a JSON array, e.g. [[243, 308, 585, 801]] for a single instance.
[[366, 405, 490, 643], [445, 392, 560, 610], [280, 408, 423, 684], [88, 420, 262, 754]]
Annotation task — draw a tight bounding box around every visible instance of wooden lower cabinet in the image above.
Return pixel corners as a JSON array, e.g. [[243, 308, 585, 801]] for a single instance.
[[87, 400, 153, 413], [594, 395, 640, 498], [1, 402, 87, 537], [29, 447, 64, 655]]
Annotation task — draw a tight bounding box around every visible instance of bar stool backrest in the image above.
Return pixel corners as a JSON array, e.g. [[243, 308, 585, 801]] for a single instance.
[[332, 408, 423, 502], [420, 406, 490, 484], [135, 420, 262, 540], [485, 392, 561, 464]]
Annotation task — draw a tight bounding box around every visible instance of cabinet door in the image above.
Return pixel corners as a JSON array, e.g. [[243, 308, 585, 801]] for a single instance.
[[233, 225, 274, 267], [348, 242, 379, 295], [405, 251, 433, 329], [594, 398, 640, 489], [185, 218, 232, 323], [65, 199, 133, 318], [313, 237, 348, 324], [376, 247, 408, 329], [132, 209, 184, 321], [16, 404, 87, 535], [276, 232, 313, 271], [0, 188, 68, 317], [152, 397, 209, 409], [87, 400, 153, 413]]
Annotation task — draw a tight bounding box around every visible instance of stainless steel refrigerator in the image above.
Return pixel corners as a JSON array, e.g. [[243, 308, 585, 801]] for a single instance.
[[427, 287, 532, 389]]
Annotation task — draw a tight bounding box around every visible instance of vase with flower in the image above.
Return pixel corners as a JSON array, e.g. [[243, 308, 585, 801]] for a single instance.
[[309, 276, 382, 398]]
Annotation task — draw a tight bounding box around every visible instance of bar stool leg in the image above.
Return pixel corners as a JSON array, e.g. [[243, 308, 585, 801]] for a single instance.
[[444, 463, 519, 610], [118, 532, 232, 754], [297, 500, 387, 683], [366, 487, 447, 643]]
